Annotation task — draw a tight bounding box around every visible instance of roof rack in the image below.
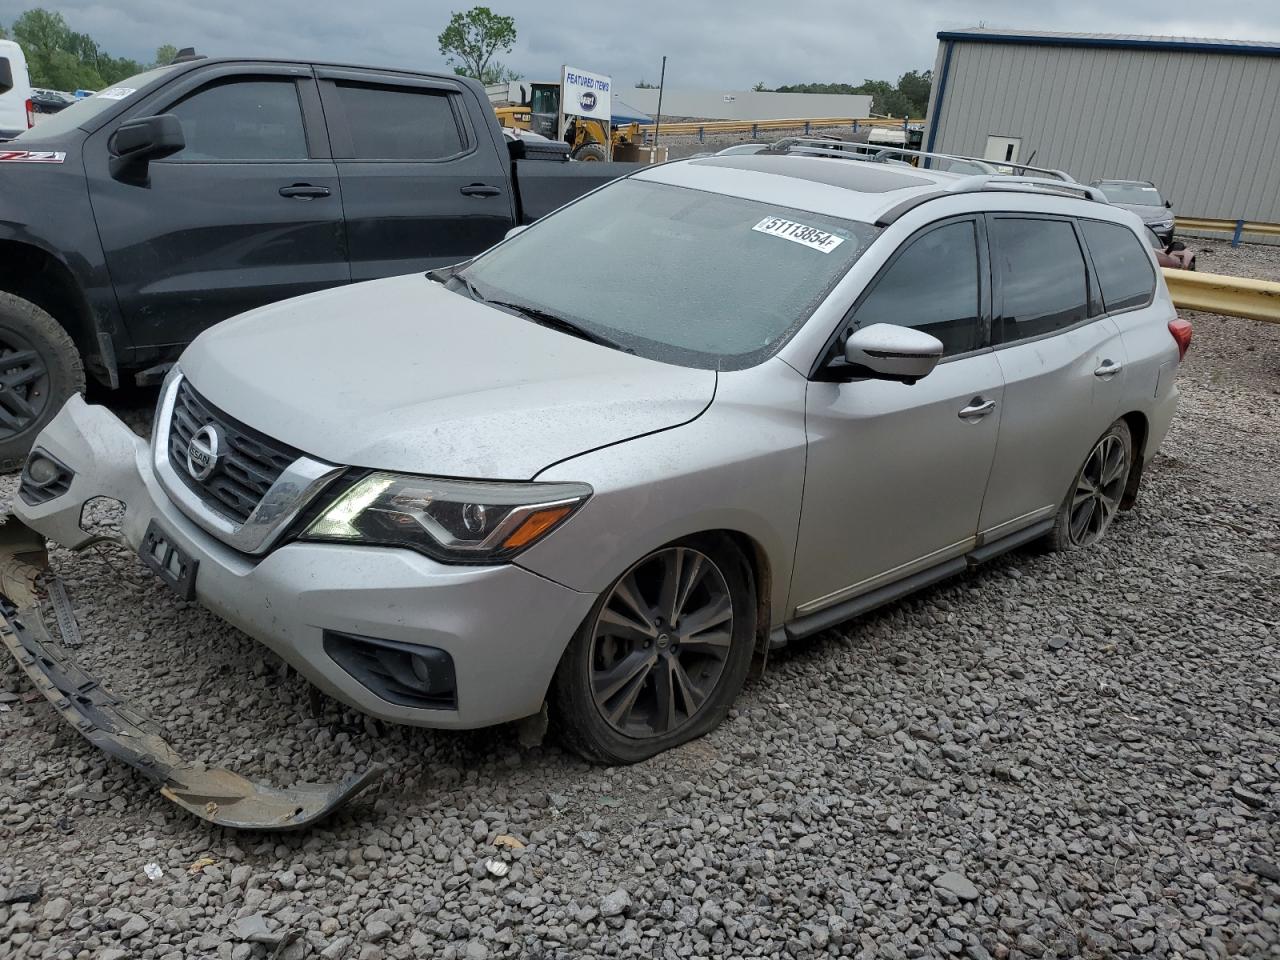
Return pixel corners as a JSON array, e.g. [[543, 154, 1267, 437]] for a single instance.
[[864, 146, 1076, 182], [947, 175, 1110, 202], [768, 137, 1086, 186]]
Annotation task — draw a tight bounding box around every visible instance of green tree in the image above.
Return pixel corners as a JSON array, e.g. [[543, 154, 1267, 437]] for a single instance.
[[153, 44, 178, 67], [751, 81, 768, 92], [773, 71, 931, 117], [896, 69, 932, 116], [438, 6, 517, 83]]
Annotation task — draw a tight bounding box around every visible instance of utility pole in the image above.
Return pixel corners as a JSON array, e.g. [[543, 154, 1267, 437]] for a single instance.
[[653, 56, 667, 150]]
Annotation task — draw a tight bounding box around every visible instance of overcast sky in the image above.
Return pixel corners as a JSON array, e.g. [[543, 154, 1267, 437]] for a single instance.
[[7, 1, 1280, 89]]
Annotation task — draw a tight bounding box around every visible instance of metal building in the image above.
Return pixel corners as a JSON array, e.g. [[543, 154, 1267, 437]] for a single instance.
[[924, 29, 1280, 222]]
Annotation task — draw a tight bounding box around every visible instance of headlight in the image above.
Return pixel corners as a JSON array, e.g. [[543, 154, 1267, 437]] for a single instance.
[[301, 473, 591, 562]]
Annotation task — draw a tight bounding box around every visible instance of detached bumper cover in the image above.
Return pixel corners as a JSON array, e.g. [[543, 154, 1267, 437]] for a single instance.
[[0, 517, 383, 830]]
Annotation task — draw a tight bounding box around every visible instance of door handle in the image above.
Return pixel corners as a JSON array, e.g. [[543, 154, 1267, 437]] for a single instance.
[[1094, 359, 1123, 378], [460, 183, 502, 198], [958, 397, 997, 420], [278, 184, 331, 200]]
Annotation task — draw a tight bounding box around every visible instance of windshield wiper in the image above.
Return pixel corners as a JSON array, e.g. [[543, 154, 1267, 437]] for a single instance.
[[484, 299, 628, 351]]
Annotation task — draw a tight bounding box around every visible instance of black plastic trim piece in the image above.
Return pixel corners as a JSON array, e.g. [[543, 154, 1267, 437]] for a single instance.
[[968, 518, 1054, 565], [17, 449, 74, 507], [784, 518, 1056, 642], [786, 557, 968, 641], [323, 631, 457, 711]]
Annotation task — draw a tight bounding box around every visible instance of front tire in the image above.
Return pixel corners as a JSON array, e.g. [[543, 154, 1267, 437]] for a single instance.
[[552, 535, 756, 764], [1046, 419, 1133, 552], [571, 142, 608, 162], [0, 293, 85, 474]]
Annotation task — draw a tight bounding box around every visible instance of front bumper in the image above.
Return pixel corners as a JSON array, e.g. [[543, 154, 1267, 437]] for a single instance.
[[1149, 223, 1175, 244], [13, 397, 596, 729]]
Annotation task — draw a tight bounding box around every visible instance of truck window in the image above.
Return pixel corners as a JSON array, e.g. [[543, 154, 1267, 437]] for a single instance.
[[331, 82, 465, 161], [167, 79, 307, 161]]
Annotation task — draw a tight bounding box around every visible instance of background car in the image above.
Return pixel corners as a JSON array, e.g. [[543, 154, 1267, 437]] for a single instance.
[[1091, 178, 1177, 244], [1146, 227, 1196, 270]]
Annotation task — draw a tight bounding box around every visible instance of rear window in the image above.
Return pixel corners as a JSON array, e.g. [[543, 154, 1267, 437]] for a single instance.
[[330, 82, 465, 160], [991, 217, 1089, 343], [1080, 220, 1156, 312]]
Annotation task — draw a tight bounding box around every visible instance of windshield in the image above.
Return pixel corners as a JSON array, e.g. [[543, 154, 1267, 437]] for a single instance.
[[16, 66, 176, 140], [459, 178, 879, 370], [1098, 182, 1164, 206]]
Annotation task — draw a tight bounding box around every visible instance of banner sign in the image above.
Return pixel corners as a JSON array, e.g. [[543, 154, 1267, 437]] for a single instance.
[[560, 65, 612, 127]]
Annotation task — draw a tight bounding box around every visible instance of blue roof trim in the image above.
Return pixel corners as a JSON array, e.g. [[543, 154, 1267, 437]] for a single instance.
[[936, 31, 1280, 58]]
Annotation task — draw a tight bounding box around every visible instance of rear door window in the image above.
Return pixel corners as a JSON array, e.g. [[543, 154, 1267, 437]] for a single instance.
[[851, 219, 984, 356], [991, 217, 1089, 343], [329, 82, 465, 160], [166, 79, 308, 161], [1080, 219, 1157, 312]]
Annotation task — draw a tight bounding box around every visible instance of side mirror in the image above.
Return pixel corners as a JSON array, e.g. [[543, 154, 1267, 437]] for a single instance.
[[109, 114, 185, 177], [504, 225, 530, 241], [1164, 200, 1172, 209], [842, 323, 944, 384], [0, 59, 12, 96]]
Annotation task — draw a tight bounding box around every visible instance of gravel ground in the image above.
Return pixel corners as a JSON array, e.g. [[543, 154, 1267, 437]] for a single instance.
[[1, 241, 1278, 959]]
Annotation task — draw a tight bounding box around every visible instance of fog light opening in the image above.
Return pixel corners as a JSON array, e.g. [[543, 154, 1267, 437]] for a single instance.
[[79, 496, 126, 538]]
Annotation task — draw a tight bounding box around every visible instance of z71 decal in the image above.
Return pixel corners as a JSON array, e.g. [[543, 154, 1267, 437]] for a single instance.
[[0, 151, 67, 163]]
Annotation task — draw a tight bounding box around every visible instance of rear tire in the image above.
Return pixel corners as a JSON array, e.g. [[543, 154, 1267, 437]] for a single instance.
[[0, 293, 85, 474], [552, 535, 756, 764], [1046, 419, 1133, 553], [571, 142, 608, 162]]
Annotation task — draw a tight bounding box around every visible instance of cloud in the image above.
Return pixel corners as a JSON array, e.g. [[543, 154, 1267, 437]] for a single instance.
[[5, 0, 1280, 88]]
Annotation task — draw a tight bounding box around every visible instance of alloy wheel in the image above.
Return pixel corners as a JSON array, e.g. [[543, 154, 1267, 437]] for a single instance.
[[589, 546, 734, 739], [1068, 433, 1129, 546], [0, 329, 51, 442]]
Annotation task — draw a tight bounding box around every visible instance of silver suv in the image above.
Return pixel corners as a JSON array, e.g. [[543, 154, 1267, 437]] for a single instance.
[[9, 152, 1190, 765]]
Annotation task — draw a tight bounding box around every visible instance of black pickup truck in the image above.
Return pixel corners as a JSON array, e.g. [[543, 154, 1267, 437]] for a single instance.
[[0, 56, 633, 467]]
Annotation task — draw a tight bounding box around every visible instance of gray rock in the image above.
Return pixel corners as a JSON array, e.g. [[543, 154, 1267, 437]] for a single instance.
[[934, 872, 980, 902], [42, 897, 71, 922], [600, 888, 632, 918]]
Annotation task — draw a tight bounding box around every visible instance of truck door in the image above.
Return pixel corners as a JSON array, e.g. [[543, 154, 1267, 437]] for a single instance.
[[316, 68, 517, 280], [84, 63, 349, 350]]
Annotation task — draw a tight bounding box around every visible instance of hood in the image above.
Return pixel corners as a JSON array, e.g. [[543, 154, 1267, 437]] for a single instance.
[[179, 274, 716, 479], [1111, 201, 1171, 223]]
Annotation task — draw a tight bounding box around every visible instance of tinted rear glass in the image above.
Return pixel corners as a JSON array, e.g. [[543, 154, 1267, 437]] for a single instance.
[[1097, 182, 1164, 206], [332, 82, 464, 160], [992, 218, 1089, 342], [1080, 219, 1156, 312]]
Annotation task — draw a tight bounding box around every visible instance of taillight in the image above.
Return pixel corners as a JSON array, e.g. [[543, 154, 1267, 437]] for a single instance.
[[1169, 317, 1192, 361], [25, 98, 34, 128]]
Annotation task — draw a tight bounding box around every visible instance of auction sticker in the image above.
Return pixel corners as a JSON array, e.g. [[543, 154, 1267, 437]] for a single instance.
[[96, 87, 136, 100], [0, 151, 66, 163], [752, 216, 845, 253]]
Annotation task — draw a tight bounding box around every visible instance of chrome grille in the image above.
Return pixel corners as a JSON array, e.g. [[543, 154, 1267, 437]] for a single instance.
[[167, 380, 303, 524]]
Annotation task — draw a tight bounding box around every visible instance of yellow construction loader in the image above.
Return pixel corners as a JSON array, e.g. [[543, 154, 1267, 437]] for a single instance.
[[495, 81, 639, 161]]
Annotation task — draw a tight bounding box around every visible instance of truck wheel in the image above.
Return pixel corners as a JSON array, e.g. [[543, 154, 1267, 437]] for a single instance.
[[0, 293, 85, 474], [572, 143, 608, 162]]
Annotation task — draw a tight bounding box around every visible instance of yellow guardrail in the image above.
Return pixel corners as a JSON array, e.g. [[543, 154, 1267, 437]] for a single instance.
[[1162, 268, 1280, 324], [639, 116, 925, 142], [1175, 217, 1280, 245]]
